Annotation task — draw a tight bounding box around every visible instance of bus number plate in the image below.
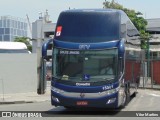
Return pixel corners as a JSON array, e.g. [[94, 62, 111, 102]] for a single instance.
[[76, 101, 88, 106]]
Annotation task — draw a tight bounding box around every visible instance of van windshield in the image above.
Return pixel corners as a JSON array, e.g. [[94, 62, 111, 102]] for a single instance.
[[55, 11, 120, 43], [0, 49, 29, 53]]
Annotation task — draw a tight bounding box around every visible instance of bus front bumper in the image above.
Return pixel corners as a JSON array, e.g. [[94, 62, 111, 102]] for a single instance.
[[51, 89, 119, 108]]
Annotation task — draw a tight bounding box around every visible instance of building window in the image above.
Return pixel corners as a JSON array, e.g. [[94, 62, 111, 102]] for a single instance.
[[17, 29, 20, 36], [0, 28, 4, 34], [3, 20, 6, 28], [21, 22, 23, 29], [15, 21, 18, 29], [11, 20, 14, 28], [4, 35, 10, 41], [18, 21, 20, 29], [7, 20, 10, 28], [24, 23, 27, 30], [14, 20, 17, 28], [14, 29, 17, 35], [10, 28, 13, 35], [0, 20, 2, 27], [0, 35, 2, 41], [5, 28, 10, 34]]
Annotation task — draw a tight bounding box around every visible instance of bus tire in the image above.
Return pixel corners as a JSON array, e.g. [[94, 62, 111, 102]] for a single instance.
[[132, 91, 137, 97], [64, 106, 75, 110], [126, 89, 130, 105], [121, 89, 130, 108], [132, 83, 138, 97]]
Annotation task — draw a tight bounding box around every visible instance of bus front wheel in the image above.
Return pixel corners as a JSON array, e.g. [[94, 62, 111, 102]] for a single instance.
[[121, 89, 130, 108]]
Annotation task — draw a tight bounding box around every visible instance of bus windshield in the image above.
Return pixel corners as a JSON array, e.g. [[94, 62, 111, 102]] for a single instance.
[[54, 48, 118, 85], [55, 11, 120, 43]]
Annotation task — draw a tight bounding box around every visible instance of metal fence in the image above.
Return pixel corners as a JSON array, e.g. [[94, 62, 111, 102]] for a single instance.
[[139, 51, 160, 89]]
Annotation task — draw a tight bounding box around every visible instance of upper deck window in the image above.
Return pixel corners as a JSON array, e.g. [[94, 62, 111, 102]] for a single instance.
[[55, 11, 120, 43]]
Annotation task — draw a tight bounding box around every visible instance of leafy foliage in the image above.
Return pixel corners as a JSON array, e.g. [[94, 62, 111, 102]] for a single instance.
[[103, 0, 150, 49], [14, 37, 32, 51]]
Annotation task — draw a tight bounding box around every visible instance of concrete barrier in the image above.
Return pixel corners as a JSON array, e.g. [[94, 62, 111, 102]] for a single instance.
[[0, 54, 37, 94]]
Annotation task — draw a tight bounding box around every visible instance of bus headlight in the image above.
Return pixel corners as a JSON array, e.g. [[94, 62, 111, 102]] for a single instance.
[[51, 87, 64, 94], [106, 98, 116, 104], [100, 87, 119, 104], [52, 96, 60, 103]]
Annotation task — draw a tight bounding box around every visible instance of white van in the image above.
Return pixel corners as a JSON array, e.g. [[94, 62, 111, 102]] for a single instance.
[[0, 42, 31, 53]]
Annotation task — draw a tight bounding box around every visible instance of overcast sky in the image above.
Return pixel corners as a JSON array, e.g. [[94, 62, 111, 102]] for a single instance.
[[0, 0, 160, 23]]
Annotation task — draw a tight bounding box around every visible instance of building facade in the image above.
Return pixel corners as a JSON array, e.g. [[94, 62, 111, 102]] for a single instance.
[[32, 11, 56, 53], [146, 18, 160, 58], [0, 16, 28, 42]]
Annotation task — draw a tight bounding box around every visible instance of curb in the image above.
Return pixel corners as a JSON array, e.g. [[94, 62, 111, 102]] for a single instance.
[[0, 100, 50, 105], [0, 101, 34, 105]]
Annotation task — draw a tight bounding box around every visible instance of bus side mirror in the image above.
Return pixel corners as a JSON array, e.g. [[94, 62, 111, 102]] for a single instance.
[[42, 39, 53, 61], [118, 39, 125, 58]]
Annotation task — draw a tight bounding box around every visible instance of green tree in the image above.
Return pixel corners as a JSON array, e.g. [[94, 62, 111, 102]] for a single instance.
[[14, 37, 32, 52], [103, 0, 150, 49]]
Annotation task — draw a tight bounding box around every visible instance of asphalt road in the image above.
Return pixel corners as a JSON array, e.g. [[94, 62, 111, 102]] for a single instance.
[[0, 89, 160, 120]]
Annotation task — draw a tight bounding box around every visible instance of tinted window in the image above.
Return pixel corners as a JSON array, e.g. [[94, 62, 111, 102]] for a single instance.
[[55, 11, 120, 43], [54, 48, 118, 86], [0, 49, 29, 53]]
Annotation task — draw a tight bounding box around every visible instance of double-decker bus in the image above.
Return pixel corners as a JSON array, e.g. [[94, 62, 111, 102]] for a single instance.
[[42, 9, 141, 108]]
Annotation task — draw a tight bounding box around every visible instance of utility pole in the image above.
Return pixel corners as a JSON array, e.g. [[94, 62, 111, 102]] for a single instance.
[[37, 12, 46, 94]]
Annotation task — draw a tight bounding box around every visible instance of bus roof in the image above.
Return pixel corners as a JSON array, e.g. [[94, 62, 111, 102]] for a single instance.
[[0, 42, 27, 50], [62, 9, 123, 13]]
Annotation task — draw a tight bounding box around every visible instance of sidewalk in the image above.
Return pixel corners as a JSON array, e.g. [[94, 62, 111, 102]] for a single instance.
[[0, 91, 50, 104], [0, 82, 51, 104]]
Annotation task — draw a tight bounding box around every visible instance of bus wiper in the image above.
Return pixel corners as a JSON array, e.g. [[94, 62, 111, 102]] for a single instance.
[[52, 76, 61, 80], [69, 77, 82, 79], [53, 76, 82, 81]]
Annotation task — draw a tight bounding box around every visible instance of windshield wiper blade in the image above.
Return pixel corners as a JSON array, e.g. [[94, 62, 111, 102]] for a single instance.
[[52, 76, 61, 80]]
